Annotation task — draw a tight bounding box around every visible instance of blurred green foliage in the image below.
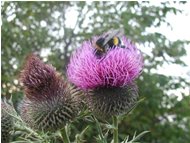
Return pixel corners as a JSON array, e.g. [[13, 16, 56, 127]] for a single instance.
[[1, 1, 190, 143]]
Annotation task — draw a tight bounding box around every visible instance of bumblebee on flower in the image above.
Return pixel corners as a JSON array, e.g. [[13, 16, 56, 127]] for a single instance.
[[67, 29, 144, 118]]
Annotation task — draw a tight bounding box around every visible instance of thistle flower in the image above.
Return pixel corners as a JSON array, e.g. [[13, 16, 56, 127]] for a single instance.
[[19, 54, 83, 131], [1, 100, 14, 143], [67, 31, 143, 117]]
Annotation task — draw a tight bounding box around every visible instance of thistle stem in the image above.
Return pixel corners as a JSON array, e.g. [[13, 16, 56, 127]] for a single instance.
[[61, 125, 70, 143], [112, 115, 119, 143], [93, 115, 107, 143]]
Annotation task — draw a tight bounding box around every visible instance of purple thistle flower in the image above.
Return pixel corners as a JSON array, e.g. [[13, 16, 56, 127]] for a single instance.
[[67, 36, 143, 90], [19, 54, 83, 131], [67, 31, 144, 117]]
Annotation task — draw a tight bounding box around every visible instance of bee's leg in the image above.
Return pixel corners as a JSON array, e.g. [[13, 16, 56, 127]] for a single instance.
[[121, 45, 125, 48], [98, 56, 106, 62], [94, 49, 103, 59]]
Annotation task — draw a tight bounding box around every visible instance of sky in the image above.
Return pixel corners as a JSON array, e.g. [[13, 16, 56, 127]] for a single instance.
[[146, 2, 190, 79], [149, 1, 190, 101], [143, 2, 190, 99]]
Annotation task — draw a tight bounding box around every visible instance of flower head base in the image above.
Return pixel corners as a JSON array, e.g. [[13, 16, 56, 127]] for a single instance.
[[20, 86, 80, 131], [19, 54, 83, 131], [67, 36, 143, 90], [86, 83, 138, 117], [1, 100, 14, 143]]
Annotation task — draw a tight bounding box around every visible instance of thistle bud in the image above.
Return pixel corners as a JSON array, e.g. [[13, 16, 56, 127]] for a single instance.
[[19, 54, 82, 131]]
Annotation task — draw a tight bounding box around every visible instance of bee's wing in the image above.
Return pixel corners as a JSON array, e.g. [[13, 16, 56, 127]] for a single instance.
[[103, 29, 124, 45], [116, 28, 125, 37]]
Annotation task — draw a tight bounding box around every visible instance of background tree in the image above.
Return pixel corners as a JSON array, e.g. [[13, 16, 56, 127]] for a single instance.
[[1, 1, 190, 142]]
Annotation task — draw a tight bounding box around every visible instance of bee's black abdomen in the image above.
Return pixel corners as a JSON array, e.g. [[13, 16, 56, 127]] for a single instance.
[[107, 38, 114, 48], [107, 37, 121, 48]]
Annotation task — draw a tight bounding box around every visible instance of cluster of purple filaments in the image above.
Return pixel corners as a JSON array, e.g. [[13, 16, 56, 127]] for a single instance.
[[67, 36, 143, 90]]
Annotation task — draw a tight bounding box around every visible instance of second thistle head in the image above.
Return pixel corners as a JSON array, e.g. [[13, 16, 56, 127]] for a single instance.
[[19, 54, 83, 131]]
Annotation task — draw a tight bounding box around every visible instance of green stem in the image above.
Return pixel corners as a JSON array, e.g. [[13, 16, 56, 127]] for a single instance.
[[112, 115, 118, 143], [93, 115, 107, 143], [61, 126, 70, 143]]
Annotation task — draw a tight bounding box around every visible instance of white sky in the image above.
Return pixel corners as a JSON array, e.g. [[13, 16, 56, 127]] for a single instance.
[[148, 2, 190, 80]]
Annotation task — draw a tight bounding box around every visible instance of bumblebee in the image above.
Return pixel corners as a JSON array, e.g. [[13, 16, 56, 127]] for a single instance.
[[94, 29, 125, 57]]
